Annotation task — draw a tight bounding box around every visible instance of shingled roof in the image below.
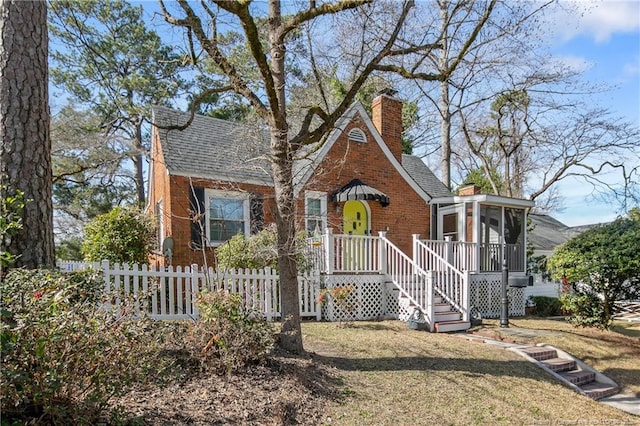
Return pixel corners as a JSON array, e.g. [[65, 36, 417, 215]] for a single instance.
[[152, 106, 273, 186], [401, 154, 451, 198], [152, 105, 451, 198]]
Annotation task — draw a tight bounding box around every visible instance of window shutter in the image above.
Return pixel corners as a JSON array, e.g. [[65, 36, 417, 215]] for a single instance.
[[189, 186, 206, 249], [250, 193, 264, 234]]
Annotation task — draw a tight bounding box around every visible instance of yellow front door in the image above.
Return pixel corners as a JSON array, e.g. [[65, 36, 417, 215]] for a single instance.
[[343, 200, 368, 235], [342, 200, 368, 270]]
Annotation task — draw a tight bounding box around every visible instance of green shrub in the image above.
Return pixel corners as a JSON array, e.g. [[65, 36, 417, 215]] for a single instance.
[[0, 186, 25, 272], [82, 207, 155, 264], [0, 268, 170, 424], [529, 296, 563, 317], [548, 210, 640, 327], [559, 291, 607, 328], [216, 224, 313, 272], [175, 290, 275, 373]]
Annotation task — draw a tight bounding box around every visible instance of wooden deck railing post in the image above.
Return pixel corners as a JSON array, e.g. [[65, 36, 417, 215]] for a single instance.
[[412, 234, 421, 268], [324, 228, 334, 274], [426, 270, 435, 332], [378, 231, 387, 275], [462, 271, 471, 322], [445, 236, 453, 268]]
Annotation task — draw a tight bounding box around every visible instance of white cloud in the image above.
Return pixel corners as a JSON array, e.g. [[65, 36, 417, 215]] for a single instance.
[[545, 1, 640, 44]]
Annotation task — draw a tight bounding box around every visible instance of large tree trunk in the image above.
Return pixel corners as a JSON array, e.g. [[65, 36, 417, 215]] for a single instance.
[[440, 80, 451, 190], [0, 0, 54, 269], [269, 0, 303, 354], [438, 1, 451, 190], [271, 145, 303, 354], [133, 119, 145, 207]]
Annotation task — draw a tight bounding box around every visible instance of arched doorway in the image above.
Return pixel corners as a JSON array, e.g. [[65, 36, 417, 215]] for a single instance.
[[341, 200, 369, 270], [342, 200, 369, 235]]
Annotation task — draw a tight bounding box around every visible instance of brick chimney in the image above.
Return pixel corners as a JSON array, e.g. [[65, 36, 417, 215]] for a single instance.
[[372, 89, 403, 162], [458, 184, 482, 196]]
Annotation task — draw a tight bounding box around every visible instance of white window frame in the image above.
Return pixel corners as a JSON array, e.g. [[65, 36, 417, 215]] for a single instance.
[[205, 189, 250, 246], [305, 191, 327, 236]]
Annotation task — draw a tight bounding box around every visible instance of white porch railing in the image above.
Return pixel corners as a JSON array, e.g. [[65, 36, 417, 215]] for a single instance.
[[320, 229, 382, 274], [418, 239, 525, 273], [414, 236, 470, 324], [419, 238, 477, 272], [378, 232, 435, 331]]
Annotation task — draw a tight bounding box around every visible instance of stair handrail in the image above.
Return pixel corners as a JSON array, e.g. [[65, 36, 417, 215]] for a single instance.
[[413, 236, 470, 322], [378, 232, 435, 330]]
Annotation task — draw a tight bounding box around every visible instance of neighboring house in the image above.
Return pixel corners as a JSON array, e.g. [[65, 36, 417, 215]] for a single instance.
[[147, 91, 535, 331], [527, 214, 601, 299]]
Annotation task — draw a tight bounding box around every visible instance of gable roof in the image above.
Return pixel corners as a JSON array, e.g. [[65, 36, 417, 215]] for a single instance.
[[152, 104, 451, 200], [528, 214, 571, 251], [152, 106, 273, 186], [528, 214, 604, 252], [291, 102, 450, 201]]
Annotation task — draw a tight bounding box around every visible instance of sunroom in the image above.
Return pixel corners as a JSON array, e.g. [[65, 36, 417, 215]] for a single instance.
[[428, 187, 535, 275]]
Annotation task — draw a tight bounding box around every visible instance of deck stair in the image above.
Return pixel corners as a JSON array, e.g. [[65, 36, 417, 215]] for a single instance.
[[399, 294, 470, 333], [512, 344, 619, 400]]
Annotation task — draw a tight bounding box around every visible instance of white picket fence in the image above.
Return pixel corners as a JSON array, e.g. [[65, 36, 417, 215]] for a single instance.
[[58, 260, 321, 321]]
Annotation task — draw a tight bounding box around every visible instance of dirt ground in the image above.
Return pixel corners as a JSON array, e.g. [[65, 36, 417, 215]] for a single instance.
[[110, 349, 339, 425]]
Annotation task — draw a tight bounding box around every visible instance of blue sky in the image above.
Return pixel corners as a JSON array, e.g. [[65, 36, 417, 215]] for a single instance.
[[538, 0, 639, 226], [57, 1, 639, 227]]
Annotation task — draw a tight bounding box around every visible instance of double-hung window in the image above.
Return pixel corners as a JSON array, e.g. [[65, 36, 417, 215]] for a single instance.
[[206, 190, 250, 245], [305, 191, 327, 236]]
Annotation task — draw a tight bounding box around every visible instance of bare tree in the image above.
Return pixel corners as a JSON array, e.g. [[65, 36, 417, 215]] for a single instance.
[[159, 0, 493, 353], [397, 1, 555, 188], [0, 0, 55, 269], [460, 82, 640, 213]]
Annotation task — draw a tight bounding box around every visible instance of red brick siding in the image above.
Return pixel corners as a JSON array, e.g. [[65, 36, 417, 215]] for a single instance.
[[371, 95, 403, 163], [299, 113, 430, 255], [150, 99, 432, 266]]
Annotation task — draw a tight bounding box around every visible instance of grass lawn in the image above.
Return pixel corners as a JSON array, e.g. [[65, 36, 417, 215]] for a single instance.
[[301, 319, 640, 425]]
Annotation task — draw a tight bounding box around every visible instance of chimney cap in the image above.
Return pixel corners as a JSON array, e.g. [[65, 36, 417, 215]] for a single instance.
[[375, 88, 398, 98]]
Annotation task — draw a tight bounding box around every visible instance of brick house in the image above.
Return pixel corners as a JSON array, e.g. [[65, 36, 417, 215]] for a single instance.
[[147, 92, 451, 267], [147, 92, 534, 331]]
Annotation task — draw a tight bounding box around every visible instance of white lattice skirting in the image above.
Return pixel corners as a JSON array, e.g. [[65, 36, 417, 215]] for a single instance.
[[469, 273, 525, 318], [320, 275, 401, 322]]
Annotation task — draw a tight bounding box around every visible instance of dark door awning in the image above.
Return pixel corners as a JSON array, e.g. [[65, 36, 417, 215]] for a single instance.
[[331, 179, 390, 207]]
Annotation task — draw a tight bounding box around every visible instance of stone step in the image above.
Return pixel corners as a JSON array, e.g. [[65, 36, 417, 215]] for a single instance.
[[560, 370, 596, 387], [434, 320, 470, 333], [580, 382, 619, 400], [541, 357, 576, 373], [520, 346, 558, 361]]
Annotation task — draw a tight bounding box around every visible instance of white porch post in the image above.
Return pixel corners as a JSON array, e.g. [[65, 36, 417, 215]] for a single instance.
[[473, 201, 480, 272], [445, 235, 453, 265], [378, 231, 387, 274], [426, 270, 435, 332], [462, 271, 471, 322], [412, 234, 421, 267], [324, 227, 334, 274]]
